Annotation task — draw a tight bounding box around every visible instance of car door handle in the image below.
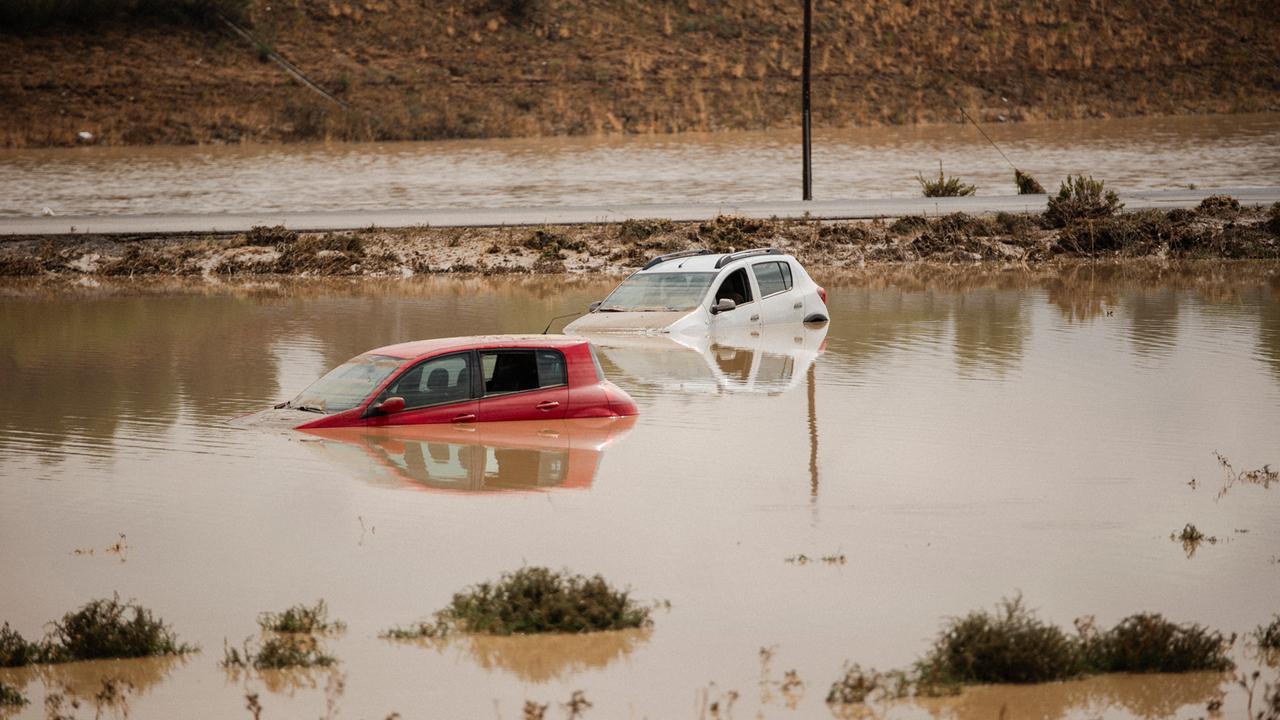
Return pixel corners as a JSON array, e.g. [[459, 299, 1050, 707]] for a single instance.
[[750, 314, 760, 321], [536, 401, 560, 411], [451, 413, 476, 423], [793, 302, 803, 309]]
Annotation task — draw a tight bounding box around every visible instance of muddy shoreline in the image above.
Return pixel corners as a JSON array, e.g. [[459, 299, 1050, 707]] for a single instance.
[[2, 202, 1277, 279]]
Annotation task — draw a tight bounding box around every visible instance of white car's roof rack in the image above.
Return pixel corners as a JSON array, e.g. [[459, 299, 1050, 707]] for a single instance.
[[641, 248, 714, 270], [713, 248, 785, 269]]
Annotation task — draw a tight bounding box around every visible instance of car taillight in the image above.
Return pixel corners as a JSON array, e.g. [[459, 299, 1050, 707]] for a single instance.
[[817, 286, 827, 304]]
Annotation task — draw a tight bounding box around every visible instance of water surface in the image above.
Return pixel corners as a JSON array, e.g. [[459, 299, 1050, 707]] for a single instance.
[[1, 266, 1278, 719], [1, 114, 1278, 217]]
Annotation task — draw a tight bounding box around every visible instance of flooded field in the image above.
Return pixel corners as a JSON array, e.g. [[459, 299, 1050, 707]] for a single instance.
[[1, 265, 1278, 719], [2, 113, 1279, 218]]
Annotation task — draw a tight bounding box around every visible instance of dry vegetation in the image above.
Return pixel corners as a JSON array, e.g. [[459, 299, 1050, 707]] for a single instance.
[[1, 0, 1278, 146], [3, 198, 1278, 279]]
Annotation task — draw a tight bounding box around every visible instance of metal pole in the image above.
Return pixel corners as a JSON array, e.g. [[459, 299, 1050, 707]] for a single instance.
[[801, 0, 813, 201]]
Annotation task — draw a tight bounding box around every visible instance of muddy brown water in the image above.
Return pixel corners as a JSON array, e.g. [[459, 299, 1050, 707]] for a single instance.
[[2, 114, 1279, 218], [1, 265, 1279, 719]]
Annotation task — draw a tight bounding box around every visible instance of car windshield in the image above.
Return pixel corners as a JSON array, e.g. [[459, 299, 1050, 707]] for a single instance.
[[289, 354, 408, 413], [598, 272, 717, 312]]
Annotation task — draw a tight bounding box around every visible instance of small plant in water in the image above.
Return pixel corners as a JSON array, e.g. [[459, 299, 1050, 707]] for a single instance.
[[916, 594, 1081, 685], [1044, 175, 1123, 228], [826, 664, 911, 705], [1014, 169, 1045, 195], [0, 681, 27, 708], [917, 162, 976, 197], [0, 623, 40, 667], [222, 634, 336, 670], [397, 567, 652, 636], [1080, 613, 1233, 673], [1172, 523, 1218, 557], [43, 596, 194, 663], [1254, 615, 1280, 650], [258, 600, 346, 634], [562, 690, 591, 719]]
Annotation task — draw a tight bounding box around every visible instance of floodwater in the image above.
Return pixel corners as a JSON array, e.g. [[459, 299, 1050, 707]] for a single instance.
[[1, 265, 1279, 719], [2, 113, 1279, 217]]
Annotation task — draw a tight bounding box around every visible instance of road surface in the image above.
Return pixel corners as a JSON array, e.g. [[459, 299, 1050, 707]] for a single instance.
[[2, 187, 1277, 236]]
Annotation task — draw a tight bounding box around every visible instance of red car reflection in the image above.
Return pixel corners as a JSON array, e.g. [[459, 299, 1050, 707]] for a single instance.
[[263, 335, 638, 429]]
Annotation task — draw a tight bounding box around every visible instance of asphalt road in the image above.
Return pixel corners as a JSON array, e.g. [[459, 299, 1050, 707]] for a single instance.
[[3, 187, 1277, 236]]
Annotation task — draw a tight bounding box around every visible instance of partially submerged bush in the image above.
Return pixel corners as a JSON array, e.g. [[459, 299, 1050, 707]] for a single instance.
[[826, 664, 909, 705], [1254, 616, 1280, 650], [917, 163, 976, 197], [0, 681, 26, 708], [222, 634, 336, 670], [0, 623, 39, 667], [1082, 613, 1232, 673], [916, 595, 1081, 684], [1014, 169, 1045, 195], [258, 600, 346, 635], [408, 567, 652, 636], [1044, 175, 1123, 228], [44, 597, 194, 662]]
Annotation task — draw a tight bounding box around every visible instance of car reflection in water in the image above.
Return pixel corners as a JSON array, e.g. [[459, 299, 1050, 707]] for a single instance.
[[300, 417, 636, 493], [579, 322, 828, 396]]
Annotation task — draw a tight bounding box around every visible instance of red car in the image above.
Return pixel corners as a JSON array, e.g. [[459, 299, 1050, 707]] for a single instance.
[[265, 335, 638, 429]]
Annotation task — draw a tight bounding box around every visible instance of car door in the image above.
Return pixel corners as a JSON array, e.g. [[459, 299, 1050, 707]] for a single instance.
[[366, 351, 479, 426], [708, 266, 763, 329], [475, 348, 569, 421], [751, 260, 804, 324]]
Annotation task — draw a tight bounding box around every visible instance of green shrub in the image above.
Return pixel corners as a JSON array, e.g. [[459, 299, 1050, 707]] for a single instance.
[[0, 681, 27, 708], [44, 597, 193, 662], [1082, 613, 1232, 673], [258, 600, 346, 635], [1253, 615, 1280, 650], [222, 635, 336, 670], [1044, 175, 1123, 228], [1014, 169, 1045, 195], [917, 163, 976, 197], [916, 595, 1081, 684], [0, 623, 40, 667], [439, 567, 652, 635]]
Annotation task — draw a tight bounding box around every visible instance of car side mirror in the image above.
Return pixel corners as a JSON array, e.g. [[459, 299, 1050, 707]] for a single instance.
[[711, 298, 737, 315], [588, 301, 602, 313], [373, 396, 405, 414]]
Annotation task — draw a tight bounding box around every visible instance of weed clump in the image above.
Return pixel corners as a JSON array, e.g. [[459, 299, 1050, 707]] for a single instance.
[[617, 218, 675, 244], [888, 216, 928, 235], [222, 635, 336, 670], [1081, 613, 1232, 673], [1195, 195, 1241, 218], [690, 215, 771, 252], [0, 681, 25, 708], [43, 597, 193, 662], [826, 664, 909, 704], [917, 162, 976, 197], [0, 623, 39, 667], [1254, 616, 1280, 650], [1045, 175, 1123, 228], [392, 567, 652, 637], [1015, 169, 1045, 195], [258, 600, 346, 635], [274, 232, 365, 273], [241, 224, 297, 247], [916, 595, 1081, 684]]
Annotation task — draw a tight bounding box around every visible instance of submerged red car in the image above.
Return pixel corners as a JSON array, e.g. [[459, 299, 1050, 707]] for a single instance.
[[259, 335, 638, 429]]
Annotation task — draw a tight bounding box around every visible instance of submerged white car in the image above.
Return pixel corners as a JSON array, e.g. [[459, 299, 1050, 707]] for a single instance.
[[564, 248, 829, 335]]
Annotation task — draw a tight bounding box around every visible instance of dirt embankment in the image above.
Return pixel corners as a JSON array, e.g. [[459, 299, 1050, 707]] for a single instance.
[[2, 0, 1279, 147], [2, 198, 1278, 279]]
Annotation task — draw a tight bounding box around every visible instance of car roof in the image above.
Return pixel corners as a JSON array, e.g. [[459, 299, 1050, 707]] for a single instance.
[[368, 334, 587, 359], [639, 249, 796, 274]]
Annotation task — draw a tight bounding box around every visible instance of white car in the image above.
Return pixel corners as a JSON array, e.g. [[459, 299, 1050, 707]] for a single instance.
[[564, 248, 829, 335]]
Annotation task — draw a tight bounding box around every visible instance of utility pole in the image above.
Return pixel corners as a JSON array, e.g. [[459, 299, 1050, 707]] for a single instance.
[[801, 0, 813, 201]]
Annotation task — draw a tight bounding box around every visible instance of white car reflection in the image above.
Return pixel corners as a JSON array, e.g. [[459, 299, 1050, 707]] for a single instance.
[[580, 322, 828, 395], [299, 417, 635, 493]]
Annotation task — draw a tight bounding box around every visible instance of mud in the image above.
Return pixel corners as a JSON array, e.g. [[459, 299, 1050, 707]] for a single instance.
[[2, 204, 1278, 279]]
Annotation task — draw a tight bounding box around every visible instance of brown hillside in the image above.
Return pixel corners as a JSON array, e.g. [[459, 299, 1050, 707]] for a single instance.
[[2, 0, 1278, 147]]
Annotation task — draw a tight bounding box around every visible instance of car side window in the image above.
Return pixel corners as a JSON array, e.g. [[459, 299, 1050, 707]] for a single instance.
[[481, 349, 567, 396], [713, 268, 754, 306], [381, 352, 473, 410], [752, 261, 793, 297]]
